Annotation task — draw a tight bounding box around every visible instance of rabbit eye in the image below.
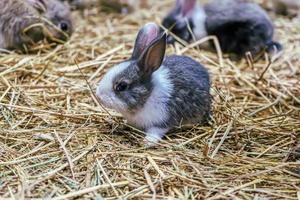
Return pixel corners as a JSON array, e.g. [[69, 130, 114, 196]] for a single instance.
[[59, 22, 68, 31], [115, 81, 128, 92]]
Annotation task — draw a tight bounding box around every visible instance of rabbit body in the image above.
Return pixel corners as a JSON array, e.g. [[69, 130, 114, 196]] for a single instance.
[[162, 0, 281, 57], [118, 55, 211, 130], [204, 0, 277, 56], [96, 23, 211, 145]]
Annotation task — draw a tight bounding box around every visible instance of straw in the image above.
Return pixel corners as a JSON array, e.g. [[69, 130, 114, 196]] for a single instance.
[[0, 0, 299, 199]]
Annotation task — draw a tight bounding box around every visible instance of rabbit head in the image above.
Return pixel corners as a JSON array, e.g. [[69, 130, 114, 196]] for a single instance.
[[27, 0, 73, 42], [96, 23, 167, 116], [162, 0, 207, 44]]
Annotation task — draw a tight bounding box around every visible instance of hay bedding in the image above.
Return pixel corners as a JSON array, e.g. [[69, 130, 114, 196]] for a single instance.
[[0, 0, 299, 199]]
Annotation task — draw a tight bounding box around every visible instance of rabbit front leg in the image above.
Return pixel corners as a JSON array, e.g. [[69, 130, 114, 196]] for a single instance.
[[144, 127, 169, 147]]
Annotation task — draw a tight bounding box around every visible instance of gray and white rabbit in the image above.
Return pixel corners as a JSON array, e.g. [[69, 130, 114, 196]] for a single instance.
[[162, 0, 282, 58], [96, 23, 211, 146], [0, 0, 72, 51]]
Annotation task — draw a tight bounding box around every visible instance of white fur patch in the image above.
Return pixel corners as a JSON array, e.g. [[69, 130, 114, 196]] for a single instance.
[[124, 66, 173, 129], [96, 61, 131, 112], [192, 4, 208, 40], [144, 127, 170, 147]]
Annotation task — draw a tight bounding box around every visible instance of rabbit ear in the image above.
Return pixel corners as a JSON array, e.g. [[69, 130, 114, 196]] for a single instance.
[[27, 0, 47, 13], [137, 33, 167, 75], [131, 23, 160, 60], [176, 0, 196, 16]]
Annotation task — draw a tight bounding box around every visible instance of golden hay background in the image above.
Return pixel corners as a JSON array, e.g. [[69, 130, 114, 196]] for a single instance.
[[0, 0, 299, 199]]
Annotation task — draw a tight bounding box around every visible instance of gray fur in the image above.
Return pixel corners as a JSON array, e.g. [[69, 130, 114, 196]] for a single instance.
[[204, 0, 271, 26], [0, 0, 41, 50], [110, 55, 211, 122], [112, 63, 153, 112], [162, 0, 281, 57], [204, 0, 277, 56]]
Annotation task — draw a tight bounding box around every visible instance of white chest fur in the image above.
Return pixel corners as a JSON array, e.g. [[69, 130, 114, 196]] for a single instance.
[[192, 4, 208, 40], [124, 66, 173, 129]]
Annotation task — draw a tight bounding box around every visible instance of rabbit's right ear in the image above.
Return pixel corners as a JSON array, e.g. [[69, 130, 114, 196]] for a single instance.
[[27, 0, 47, 13], [176, 0, 196, 16], [131, 23, 160, 60]]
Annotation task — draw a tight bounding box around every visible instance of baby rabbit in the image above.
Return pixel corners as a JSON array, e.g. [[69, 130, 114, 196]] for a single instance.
[[162, 0, 282, 58], [38, 0, 73, 41], [0, 0, 42, 50], [0, 0, 72, 51], [96, 23, 211, 146]]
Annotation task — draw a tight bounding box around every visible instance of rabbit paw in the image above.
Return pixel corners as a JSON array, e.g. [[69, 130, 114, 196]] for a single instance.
[[144, 127, 169, 147]]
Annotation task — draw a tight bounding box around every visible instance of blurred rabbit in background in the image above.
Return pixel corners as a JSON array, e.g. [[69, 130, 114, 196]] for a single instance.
[[0, 0, 73, 52], [162, 0, 282, 58]]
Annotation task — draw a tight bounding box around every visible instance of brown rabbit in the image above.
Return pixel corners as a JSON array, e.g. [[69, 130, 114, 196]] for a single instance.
[[38, 0, 73, 41], [0, 0, 73, 52]]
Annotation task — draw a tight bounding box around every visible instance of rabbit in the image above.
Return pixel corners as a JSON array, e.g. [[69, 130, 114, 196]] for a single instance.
[[0, 0, 72, 51], [262, 0, 300, 18], [0, 0, 43, 50], [96, 23, 211, 146], [162, 0, 282, 58], [28, 0, 73, 42]]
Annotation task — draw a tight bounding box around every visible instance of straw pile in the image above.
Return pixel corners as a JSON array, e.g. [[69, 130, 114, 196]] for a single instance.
[[0, 0, 299, 199]]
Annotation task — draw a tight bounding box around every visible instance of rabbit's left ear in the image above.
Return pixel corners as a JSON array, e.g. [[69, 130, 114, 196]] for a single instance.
[[131, 23, 160, 60], [176, 0, 196, 16], [137, 33, 167, 75], [27, 0, 47, 13]]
